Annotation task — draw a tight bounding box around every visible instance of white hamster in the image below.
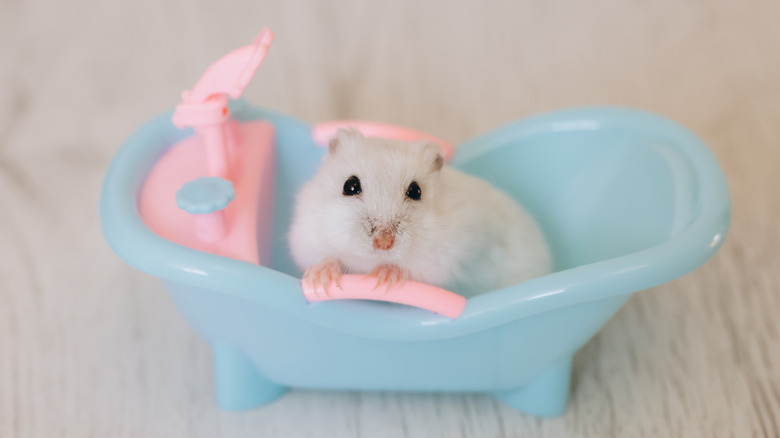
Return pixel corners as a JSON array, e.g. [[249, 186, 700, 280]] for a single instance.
[[288, 128, 551, 297]]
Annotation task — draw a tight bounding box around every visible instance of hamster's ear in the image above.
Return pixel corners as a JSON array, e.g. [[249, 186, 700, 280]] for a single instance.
[[328, 137, 339, 154], [422, 142, 444, 172], [329, 128, 365, 154]]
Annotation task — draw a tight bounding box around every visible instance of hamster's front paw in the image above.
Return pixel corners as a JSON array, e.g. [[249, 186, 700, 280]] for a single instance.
[[367, 264, 408, 293], [303, 258, 343, 297]]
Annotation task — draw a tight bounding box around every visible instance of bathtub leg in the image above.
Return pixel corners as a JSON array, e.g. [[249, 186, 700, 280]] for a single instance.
[[212, 344, 286, 411], [493, 357, 572, 417]]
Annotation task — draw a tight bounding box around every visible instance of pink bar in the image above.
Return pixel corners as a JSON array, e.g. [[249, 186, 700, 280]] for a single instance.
[[311, 120, 455, 163], [302, 274, 467, 319]]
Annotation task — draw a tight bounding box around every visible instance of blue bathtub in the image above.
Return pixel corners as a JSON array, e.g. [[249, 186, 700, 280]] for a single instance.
[[100, 102, 730, 417]]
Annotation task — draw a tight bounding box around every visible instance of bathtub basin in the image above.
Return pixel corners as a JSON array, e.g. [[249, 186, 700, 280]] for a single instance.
[[100, 101, 730, 417]]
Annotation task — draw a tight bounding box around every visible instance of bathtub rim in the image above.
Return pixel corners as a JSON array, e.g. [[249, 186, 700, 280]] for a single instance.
[[99, 102, 731, 341]]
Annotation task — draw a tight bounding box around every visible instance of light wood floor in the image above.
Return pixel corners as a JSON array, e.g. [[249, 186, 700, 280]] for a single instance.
[[1, 0, 778, 437]]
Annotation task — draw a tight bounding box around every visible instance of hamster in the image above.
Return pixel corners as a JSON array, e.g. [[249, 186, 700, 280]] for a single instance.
[[288, 128, 552, 297]]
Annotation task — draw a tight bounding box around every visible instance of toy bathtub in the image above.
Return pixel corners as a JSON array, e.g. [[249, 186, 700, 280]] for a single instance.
[[100, 30, 730, 417]]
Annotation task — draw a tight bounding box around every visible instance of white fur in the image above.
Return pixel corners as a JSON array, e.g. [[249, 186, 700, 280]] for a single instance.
[[288, 129, 552, 296]]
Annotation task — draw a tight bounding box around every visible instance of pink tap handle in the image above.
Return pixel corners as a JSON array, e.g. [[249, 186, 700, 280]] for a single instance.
[[185, 28, 274, 104], [172, 28, 274, 130], [302, 274, 467, 319], [312, 120, 455, 163], [171, 29, 274, 178]]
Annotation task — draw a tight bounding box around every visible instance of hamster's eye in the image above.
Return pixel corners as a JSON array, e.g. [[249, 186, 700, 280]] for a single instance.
[[343, 176, 362, 196], [406, 181, 421, 200]]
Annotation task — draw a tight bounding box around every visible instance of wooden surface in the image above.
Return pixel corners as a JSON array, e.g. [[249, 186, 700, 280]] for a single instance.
[[1, 0, 778, 436]]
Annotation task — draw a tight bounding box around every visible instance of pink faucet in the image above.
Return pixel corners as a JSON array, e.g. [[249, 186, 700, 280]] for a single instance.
[[171, 28, 274, 178]]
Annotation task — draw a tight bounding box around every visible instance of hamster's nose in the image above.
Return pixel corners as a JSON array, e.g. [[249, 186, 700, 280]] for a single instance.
[[372, 228, 395, 250]]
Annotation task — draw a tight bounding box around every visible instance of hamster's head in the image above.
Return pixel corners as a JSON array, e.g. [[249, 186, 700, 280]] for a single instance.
[[308, 129, 445, 267]]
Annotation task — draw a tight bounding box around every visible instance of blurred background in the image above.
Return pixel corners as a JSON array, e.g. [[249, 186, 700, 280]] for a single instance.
[[1, 0, 778, 437]]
